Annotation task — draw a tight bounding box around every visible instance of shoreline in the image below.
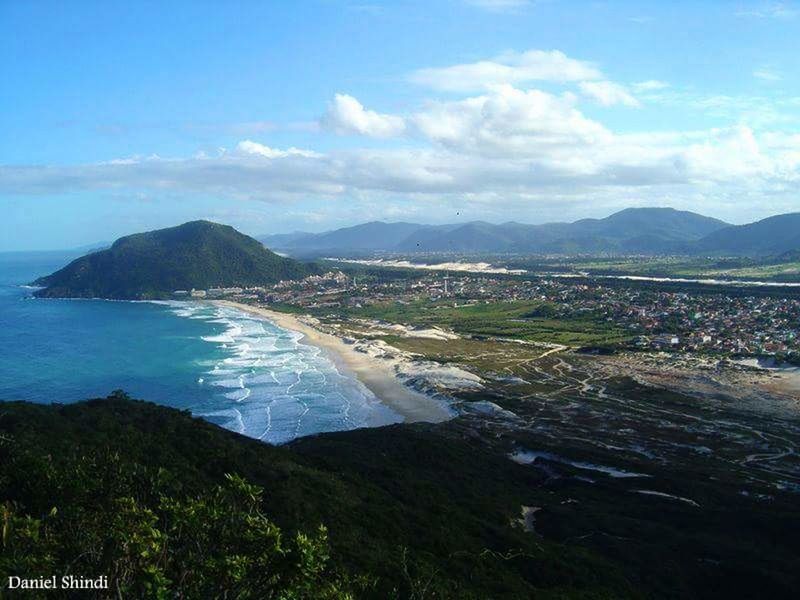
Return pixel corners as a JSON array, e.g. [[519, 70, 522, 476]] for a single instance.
[[213, 300, 453, 424]]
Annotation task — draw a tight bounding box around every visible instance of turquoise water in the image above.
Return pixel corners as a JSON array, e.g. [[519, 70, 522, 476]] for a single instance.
[[0, 252, 401, 443]]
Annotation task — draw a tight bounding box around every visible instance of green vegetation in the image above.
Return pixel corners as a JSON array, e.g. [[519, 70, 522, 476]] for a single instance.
[[0, 393, 640, 599], [693, 212, 800, 256], [508, 255, 800, 283], [2, 391, 798, 598], [360, 340, 800, 600], [2, 473, 352, 599], [0, 395, 357, 599], [33, 221, 321, 300], [331, 299, 631, 346], [702, 261, 800, 281], [380, 335, 551, 375]]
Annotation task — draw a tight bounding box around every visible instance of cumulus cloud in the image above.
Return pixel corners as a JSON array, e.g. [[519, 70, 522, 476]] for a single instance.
[[681, 125, 792, 181], [412, 85, 611, 156], [4, 123, 799, 207], [6, 48, 800, 221], [320, 94, 406, 137], [409, 49, 602, 92], [578, 81, 640, 107]]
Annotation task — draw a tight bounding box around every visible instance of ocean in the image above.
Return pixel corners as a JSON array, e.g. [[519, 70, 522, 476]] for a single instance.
[[0, 251, 401, 444]]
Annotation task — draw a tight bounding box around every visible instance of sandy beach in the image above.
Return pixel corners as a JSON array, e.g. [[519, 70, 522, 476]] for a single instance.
[[213, 300, 453, 424]]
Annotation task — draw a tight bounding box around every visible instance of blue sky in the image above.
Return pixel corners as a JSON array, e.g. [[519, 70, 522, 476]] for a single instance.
[[2, 0, 800, 250]]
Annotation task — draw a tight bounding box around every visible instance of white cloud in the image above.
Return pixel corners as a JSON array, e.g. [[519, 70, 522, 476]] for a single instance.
[[6, 49, 800, 222], [412, 85, 611, 157], [320, 94, 406, 138], [681, 126, 773, 180], [409, 49, 602, 92], [753, 68, 781, 81], [5, 122, 799, 208], [578, 81, 640, 107], [236, 140, 322, 159]]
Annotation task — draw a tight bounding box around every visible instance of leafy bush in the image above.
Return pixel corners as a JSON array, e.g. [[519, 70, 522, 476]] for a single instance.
[[0, 424, 360, 599]]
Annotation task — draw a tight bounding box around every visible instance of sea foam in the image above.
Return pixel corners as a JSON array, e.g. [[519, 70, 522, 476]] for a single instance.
[[159, 301, 401, 444]]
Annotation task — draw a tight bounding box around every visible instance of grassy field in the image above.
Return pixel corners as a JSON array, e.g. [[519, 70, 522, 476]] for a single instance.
[[519, 256, 800, 283], [326, 300, 631, 347], [700, 261, 800, 280]]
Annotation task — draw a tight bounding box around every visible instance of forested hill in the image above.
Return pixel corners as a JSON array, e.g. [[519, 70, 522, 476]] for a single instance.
[[692, 212, 800, 256], [33, 220, 320, 299], [0, 394, 630, 599], [1, 395, 797, 598]]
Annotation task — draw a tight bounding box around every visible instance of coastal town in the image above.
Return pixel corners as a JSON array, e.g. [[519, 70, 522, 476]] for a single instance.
[[178, 267, 800, 363]]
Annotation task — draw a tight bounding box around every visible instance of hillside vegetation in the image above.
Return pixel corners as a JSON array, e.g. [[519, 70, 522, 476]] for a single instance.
[[694, 212, 800, 256], [2, 391, 798, 598], [0, 394, 638, 599], [34, 221, 320, 300]]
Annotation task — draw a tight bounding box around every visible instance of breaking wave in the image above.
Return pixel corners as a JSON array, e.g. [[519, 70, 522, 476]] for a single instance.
[[159, 301, 402, 444]]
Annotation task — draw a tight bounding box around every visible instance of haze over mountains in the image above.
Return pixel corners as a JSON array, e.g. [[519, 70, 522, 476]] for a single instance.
[[693, 213, 800, 257], [260, 208, 800, 257]]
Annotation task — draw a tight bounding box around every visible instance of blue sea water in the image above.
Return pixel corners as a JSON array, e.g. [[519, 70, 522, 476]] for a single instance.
[[0, 252, 401, 443]]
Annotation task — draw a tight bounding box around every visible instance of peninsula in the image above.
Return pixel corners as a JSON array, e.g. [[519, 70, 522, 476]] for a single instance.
[[33, 220, 320, 300]]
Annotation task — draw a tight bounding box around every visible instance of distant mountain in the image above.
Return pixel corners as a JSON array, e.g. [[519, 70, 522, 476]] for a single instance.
[[542, 208, 730, 254], [34, 220, 320, 299], [395, 221, 545, 253], [264, 208, 731, 255], [570, 207, 728, 243], [692, 213, 800, 256], [398, 208, 729, 254], [256, 231, 314, 248], [261, 221, 445, 253], [775, 248, 800, 263], [583, 207, 725, 236], [73, 240, 112, 253]]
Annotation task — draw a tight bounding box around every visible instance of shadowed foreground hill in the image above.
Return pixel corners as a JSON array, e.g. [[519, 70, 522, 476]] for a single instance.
[[33, 220, 320, 300], [1, 395, 798, 598], [0, 395, 636, 599]]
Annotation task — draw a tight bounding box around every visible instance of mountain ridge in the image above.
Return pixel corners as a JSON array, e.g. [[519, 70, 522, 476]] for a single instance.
[[261, 207, 734, 256], [693, 212, 800, 256]]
